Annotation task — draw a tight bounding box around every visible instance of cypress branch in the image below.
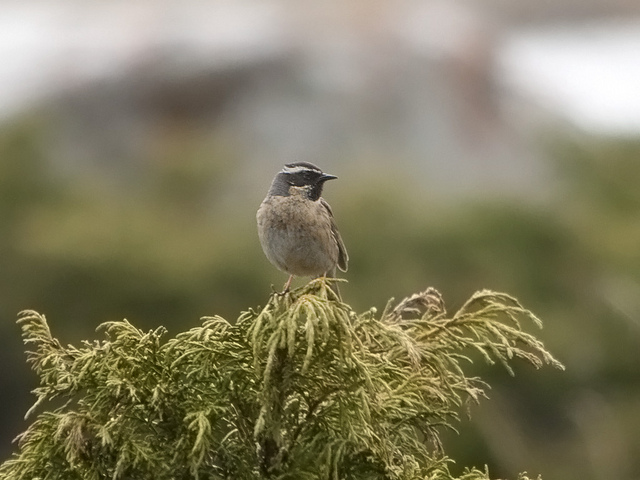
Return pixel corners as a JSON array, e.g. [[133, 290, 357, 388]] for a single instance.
[[0, 280, 562, 480]]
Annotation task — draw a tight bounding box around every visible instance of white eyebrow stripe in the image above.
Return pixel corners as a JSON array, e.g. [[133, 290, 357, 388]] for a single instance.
[[281, 165, 321, 175]]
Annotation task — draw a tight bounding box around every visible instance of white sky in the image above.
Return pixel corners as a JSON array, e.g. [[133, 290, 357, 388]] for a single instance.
[[498, 21, 640, 135], [1, 2, 639, 135]]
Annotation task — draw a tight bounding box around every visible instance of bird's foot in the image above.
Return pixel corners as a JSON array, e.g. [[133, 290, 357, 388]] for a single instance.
[[272, 275, 293, 296]]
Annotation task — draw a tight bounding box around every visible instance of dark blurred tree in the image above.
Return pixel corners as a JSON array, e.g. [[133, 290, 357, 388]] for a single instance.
[[1, 113, 639, 479]]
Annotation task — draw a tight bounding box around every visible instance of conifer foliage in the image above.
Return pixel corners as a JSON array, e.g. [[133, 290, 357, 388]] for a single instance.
[[0, 280, 563, 479]]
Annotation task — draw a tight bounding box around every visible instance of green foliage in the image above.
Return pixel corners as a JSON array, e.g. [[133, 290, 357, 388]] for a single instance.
[[0, 280, 561, 480]]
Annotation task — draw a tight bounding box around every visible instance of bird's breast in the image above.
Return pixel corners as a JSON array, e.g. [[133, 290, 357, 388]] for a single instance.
[[257, 195, 338, 277]]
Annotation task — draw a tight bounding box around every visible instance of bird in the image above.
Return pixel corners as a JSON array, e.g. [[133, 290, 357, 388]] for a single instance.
[[257, 162, 348, 294]]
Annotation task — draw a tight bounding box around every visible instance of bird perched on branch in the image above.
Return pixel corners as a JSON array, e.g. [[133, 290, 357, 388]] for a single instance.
[[257, 162, 348, 294]]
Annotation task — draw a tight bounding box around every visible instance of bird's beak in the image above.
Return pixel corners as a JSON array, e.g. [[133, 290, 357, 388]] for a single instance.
[[320, 173, 337, 182]]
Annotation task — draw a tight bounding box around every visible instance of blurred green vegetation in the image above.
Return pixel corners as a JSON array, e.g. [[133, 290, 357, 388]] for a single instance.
[[0, 115, 639, 480]]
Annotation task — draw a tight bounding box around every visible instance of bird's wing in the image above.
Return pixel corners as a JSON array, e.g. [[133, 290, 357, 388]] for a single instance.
[[321, 198, 349, 272]]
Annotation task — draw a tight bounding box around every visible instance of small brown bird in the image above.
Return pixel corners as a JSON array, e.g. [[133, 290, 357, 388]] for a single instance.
[[257, 162, 348, 293]]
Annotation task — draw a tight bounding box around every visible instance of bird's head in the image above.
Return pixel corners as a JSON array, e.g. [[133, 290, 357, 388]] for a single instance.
[[269, 162, 337, 201]]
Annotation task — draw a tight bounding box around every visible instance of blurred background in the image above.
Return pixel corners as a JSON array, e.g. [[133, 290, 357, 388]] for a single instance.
[[1, 0, 640, 478]]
